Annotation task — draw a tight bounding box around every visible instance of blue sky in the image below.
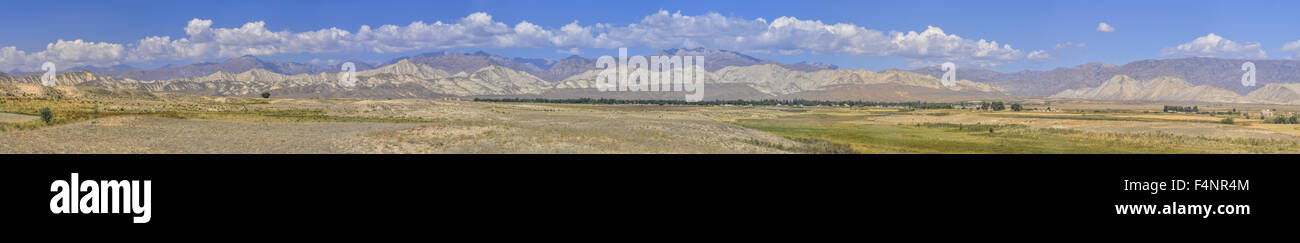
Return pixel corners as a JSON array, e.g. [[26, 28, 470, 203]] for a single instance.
[[2, 0, 1299, 72]]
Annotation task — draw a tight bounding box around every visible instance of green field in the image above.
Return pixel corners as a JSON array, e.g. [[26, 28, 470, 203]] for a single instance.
[[733, 110, 1300, 154]]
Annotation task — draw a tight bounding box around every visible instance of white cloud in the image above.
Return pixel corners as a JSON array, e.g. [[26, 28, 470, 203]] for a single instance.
[[1284, 40, 1300, 51], [0, 39, 124, 71], [1283, 40, 1300, 59], [556, 48, 583, 55], [0, 11, 1043, 71], [1027, 50, 1051, 60], [309, 58, 338, 65], [1161, 33, 1267, 59], [887, 26, 1031, 66], [1054, 41, 1086, 50], [603, 11, 1036, 66], [1097, 22, 1115, 32]]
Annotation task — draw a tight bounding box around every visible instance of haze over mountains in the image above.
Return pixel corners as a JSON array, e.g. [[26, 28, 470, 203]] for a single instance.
[[2, 48, 1299, 104]]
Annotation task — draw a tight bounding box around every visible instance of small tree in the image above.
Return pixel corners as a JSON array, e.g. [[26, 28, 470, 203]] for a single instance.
[[1010, 104, 1023, 112], [38, 107, 53, 124], [260, 92, 271, 99]]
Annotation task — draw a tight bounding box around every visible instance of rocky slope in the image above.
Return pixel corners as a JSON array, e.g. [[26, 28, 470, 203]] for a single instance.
[[151, 60, 540, 97], [3, 55, 1008, 101], [536, 55, 596, 82], [1245, 83, 1300, 105], [1051, 75, 1251, 103], [917, 57, 1300, 97], [652, 48, 838, 72], [552, 64, 1008, 101], [393, 51, 545, 76]]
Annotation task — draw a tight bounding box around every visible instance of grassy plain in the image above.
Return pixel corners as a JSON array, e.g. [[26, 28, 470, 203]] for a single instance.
[[4, 83, 1300, 153]]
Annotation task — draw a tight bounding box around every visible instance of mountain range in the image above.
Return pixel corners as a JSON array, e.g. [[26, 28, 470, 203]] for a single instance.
[[29, 48, 838, 84], [1050, 75, 1300, 105], [914, 57, 1300, 97], [3, 48, 1300, 104], [0, 54, 1002, 101]]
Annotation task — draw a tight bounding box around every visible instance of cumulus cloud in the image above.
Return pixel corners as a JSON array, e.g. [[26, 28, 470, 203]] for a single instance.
[[1283, 40, 1300, 59], [1097, 22, 1115, 32], [1160, 33, 1267, 59], [0, 39, 124, 71], [606, 11, 1037, 66], [0, 11, 1044, 71], [1027, 50, 1051, 60]]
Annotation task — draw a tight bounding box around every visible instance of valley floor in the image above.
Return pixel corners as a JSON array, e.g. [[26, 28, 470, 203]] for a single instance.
[[3, 90, 1300, 153]]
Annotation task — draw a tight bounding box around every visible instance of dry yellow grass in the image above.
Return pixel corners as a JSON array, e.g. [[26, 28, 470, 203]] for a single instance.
[[4, 80, 1300, 154]]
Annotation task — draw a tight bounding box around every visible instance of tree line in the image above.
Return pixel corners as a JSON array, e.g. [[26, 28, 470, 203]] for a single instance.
[[473, 98, 960, 109], [1163, 105, 1198, 113]]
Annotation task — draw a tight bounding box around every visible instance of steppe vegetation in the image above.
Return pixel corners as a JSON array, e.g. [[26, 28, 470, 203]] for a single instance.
[[4, 83, 1300, 153]]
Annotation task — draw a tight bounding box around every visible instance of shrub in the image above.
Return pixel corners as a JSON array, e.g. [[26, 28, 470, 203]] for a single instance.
[[1220, 117, 1234, 125], [261, 92, 271, 99], [38, 107, 53, 124]]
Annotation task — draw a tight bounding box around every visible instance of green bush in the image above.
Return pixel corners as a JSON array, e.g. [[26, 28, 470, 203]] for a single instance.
[[38, 107, 52, 124], [1220, 117, 1234, 125], [260, 92, 271, 99]]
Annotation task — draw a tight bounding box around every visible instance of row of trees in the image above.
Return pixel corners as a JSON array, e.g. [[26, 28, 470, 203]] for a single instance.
[[973, 102, 1024, 111], [1264, 115, 1300, 124], [475, 98, 1042, 111], [1163, 105, 1199, 113], [976, 102, 1007, 111], [473, 98, 960, 109]]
